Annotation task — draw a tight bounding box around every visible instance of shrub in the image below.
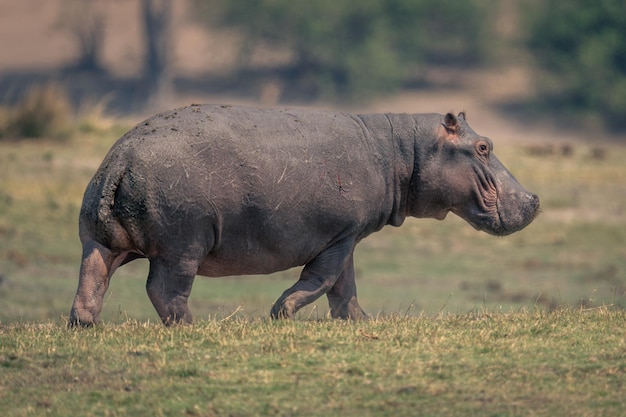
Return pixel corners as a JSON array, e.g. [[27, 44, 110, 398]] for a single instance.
[[3, 84, 74, 140], [525, 0, 626, 130]]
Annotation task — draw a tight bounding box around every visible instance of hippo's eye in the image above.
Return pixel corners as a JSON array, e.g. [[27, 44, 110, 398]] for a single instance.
[[476, 141, 490, 157]]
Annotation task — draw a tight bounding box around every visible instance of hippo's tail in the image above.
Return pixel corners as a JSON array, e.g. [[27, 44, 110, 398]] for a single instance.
[[78, 160, 128, 248]]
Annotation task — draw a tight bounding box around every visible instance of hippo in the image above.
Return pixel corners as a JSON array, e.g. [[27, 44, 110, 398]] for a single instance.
[[69, 105, 539, 326]]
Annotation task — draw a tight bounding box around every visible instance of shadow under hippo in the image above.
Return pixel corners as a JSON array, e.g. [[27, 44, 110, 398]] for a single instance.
[[69, 105, 539, 326]]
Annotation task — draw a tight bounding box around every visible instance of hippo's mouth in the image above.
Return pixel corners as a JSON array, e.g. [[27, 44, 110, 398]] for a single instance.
[[453, 208, 505, 236], [462, 211, 510, 236], [455, 193, 540, 237], [433, 210, 450, 221]]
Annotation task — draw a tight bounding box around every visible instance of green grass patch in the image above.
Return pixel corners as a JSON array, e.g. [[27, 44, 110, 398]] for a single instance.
[[1, 309, 624, 416]]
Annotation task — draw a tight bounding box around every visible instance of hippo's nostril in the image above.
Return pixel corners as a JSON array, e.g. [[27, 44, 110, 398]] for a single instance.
[[530, 193, 540, 209], [526, 193, 540, 218]]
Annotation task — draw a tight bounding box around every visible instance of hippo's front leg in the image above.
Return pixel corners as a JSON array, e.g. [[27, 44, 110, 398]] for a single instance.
[[270, 239, 358, 319], [326, 249, 368, 320]]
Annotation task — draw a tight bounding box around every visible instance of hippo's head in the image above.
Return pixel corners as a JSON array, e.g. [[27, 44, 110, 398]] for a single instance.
[[411, 112, 539, 236]]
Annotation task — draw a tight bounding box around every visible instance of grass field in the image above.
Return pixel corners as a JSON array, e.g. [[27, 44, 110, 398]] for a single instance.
[[0, 120, 625, 416], [1, 309, 625, 416]]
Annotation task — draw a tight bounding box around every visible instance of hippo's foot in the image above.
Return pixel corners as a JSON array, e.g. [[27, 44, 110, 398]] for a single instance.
[[328, 295, 369, 320], [269, 299, 297, 319], [161, 311, 193, 326], [68, 308, 100, 328]]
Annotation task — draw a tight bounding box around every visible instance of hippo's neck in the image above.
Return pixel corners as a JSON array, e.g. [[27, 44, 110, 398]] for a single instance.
[[358, 112, 441, 227]]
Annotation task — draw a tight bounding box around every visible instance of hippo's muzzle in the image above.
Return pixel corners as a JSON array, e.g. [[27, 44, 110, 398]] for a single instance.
[[455, 154, 540, 237], [459, 191, 539, 236]]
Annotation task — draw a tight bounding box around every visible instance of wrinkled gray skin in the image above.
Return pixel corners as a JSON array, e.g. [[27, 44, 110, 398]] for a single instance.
[[69, 105, 539, 326]]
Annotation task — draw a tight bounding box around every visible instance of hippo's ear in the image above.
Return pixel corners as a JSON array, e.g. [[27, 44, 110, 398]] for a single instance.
[[443, 113, 459, 134], [457, 111, 466, 121]]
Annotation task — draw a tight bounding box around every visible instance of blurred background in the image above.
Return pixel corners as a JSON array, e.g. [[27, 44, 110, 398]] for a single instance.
[[1, 0, 625, 131], [0, 0, 624, 322]]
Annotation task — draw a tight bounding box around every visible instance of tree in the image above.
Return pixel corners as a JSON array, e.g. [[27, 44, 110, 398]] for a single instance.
[[142, 0, 173, 106], [58, 0, 106, 73], [526, 0, 626, 130], [193, 0, 495, 101]]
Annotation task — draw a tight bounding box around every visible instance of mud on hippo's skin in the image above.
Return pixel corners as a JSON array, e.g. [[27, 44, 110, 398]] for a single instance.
[[69, 105, 539, 327]]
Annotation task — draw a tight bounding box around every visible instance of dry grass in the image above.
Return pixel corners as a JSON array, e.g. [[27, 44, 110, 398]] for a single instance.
[[0, 83, 73, 140], [1, 308, 624, 416]]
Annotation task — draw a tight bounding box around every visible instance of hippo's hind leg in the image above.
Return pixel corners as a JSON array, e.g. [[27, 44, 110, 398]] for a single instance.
[[270, 239, 364, 319], [69, 240, 126, 327], [326, 250, 368, 320], [146, 257, 199, 326]]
